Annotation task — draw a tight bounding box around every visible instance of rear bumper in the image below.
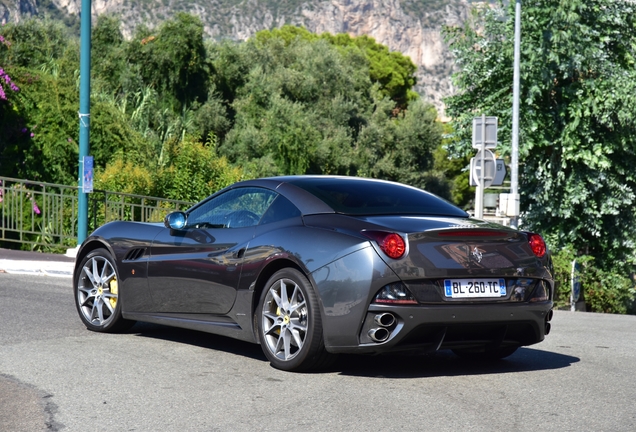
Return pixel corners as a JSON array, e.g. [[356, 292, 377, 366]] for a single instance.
[[325, 301, 553, 354]]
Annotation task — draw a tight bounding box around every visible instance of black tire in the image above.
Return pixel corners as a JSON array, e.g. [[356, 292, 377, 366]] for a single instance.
[[256, 268, 335, 371], [74, 248, 135, 333], [452, 345, 519, 360]]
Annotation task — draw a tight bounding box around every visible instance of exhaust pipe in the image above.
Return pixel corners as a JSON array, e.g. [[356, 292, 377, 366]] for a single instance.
[[544, 308, 553, 335], [374, 313, 396, 328], [368, 327, 390, 343]]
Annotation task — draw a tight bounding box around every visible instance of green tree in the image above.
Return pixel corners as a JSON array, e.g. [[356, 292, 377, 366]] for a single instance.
[[219, 35, 370, 177], [255, 25, 419, 108], [11, 66, 79, 184], [217, 30, 441, 187], [91, 15, 138, 97], [125, 13, 208, 109], [0, 18, 158, 185], [444, 0, 636, 270], [1, 34, 25, 174], [0, 19, 77, 181], [0, 17, 72, 69], [355, 95, 442, 189], [2, 16, 441, 199], [427, 123, 472, 207], [326, 32, 419, 108], [95, 14, 214, 161]]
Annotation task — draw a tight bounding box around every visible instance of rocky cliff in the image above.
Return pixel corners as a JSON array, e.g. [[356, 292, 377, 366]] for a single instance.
[[1, 0, 475, 114], [1, 0, 38, 23]]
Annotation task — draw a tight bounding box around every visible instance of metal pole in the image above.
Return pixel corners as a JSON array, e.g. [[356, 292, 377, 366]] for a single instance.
[[510, 0, 521, 229], [77, 0, 91, 244], [475, 114, 486, 219]]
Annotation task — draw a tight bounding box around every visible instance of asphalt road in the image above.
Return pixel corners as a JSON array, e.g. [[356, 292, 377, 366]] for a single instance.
[[1, 272, 635, 432]]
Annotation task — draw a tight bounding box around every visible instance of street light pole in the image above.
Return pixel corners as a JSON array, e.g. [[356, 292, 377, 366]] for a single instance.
[[77, 0, 91, 245], [510, 0, 521, 229]]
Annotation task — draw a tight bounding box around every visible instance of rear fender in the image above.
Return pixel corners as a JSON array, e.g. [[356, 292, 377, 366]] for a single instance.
[[310, 246, 399, 349]]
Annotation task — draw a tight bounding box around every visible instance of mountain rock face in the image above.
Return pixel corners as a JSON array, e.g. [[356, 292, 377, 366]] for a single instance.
[[299, 0, 470, 114], [0, 0, 38, 24], [2, 0, 474, 113]]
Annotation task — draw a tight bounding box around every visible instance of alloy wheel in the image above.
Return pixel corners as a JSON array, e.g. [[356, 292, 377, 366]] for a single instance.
[[77, 254, 119, 328], [261, 277, 309, 361]]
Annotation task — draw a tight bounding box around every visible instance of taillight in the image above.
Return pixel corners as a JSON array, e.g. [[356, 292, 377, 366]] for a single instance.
[[529, 281, 550, 302], [373, 283, 418, 305], [527, 232, 547, 258], [362, 231, 406, 259]]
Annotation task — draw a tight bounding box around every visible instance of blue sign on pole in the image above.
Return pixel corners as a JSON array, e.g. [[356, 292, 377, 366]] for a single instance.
[[83, 156, 94, 193]]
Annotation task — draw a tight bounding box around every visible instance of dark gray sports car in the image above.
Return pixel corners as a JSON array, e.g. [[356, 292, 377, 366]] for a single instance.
[[73, 176, 554, 371]]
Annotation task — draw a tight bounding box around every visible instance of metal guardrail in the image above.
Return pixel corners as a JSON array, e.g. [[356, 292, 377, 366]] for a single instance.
[[0, 176, 194, 251]]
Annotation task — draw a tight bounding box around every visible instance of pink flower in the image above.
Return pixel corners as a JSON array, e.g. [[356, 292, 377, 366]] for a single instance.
[[33, 202, 41, 215], [0, 67, 19, 100]]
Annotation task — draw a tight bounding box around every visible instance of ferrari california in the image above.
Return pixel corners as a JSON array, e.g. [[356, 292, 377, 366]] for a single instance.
[[73, 176, 554, 371]]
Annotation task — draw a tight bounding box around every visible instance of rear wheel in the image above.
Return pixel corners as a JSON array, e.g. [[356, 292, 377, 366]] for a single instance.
[[74, 248, 135, 333], [452, 345, 519, 360], [256, 268, 334, 371]]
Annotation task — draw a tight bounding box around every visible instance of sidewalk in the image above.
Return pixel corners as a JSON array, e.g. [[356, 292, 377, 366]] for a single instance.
[[0, 248, 76, 278]]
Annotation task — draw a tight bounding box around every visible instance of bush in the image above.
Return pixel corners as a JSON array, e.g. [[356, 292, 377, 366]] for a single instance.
[[582, 267, 635, 315], [551, 247, 635, 314], [95, 158, 155, 196], [154, 135, 243, 203]]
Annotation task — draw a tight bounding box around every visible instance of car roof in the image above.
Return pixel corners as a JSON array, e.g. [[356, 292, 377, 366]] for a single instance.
[[227, 176, 467, 218]]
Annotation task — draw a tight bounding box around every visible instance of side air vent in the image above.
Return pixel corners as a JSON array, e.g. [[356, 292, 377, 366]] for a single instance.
[[123, 247, 146, 261]]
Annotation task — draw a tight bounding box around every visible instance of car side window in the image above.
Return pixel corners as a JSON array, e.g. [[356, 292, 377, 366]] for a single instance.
[[259, 195, 301, 225], [187, 188, 277, 229]]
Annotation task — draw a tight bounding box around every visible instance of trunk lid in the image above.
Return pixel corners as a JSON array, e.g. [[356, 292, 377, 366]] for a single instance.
[[357, 216, 544, 280]]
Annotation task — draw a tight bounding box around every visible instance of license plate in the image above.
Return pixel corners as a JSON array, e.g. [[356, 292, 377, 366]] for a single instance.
[[444, 279, 506, 298]]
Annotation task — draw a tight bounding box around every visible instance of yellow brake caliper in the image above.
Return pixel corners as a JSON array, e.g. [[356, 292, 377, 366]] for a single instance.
[[275, 306, 282, 335], [109, 279, 118, 309]]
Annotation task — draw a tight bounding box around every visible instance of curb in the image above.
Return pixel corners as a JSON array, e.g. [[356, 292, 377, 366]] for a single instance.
[[0, 259, 74, 278]]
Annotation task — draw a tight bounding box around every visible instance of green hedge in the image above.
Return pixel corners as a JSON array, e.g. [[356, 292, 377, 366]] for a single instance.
[[551, 247, 635, 314]]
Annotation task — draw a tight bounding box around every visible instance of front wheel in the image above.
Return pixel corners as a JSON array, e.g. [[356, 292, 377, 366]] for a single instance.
[[74, 248, 135, 333], [256, 268, 334, 371]]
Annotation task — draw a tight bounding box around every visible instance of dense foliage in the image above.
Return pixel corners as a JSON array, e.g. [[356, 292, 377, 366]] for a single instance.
[[0, 15, 442, 203], [254, 26, 419, 107], [215, 27, 435, 184], [444, 0, 636, 274], [551, 247, 635, 314]]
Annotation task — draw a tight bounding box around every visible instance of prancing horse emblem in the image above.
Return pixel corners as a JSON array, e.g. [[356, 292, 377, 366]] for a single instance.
[[471, 247, 483, 263]]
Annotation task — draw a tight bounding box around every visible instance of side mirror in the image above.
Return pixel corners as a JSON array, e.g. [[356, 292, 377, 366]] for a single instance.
[[164, 211, 187, 230]]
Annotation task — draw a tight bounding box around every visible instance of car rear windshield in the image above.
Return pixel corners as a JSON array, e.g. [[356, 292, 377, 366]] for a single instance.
[[288, 178, 468, 217]]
